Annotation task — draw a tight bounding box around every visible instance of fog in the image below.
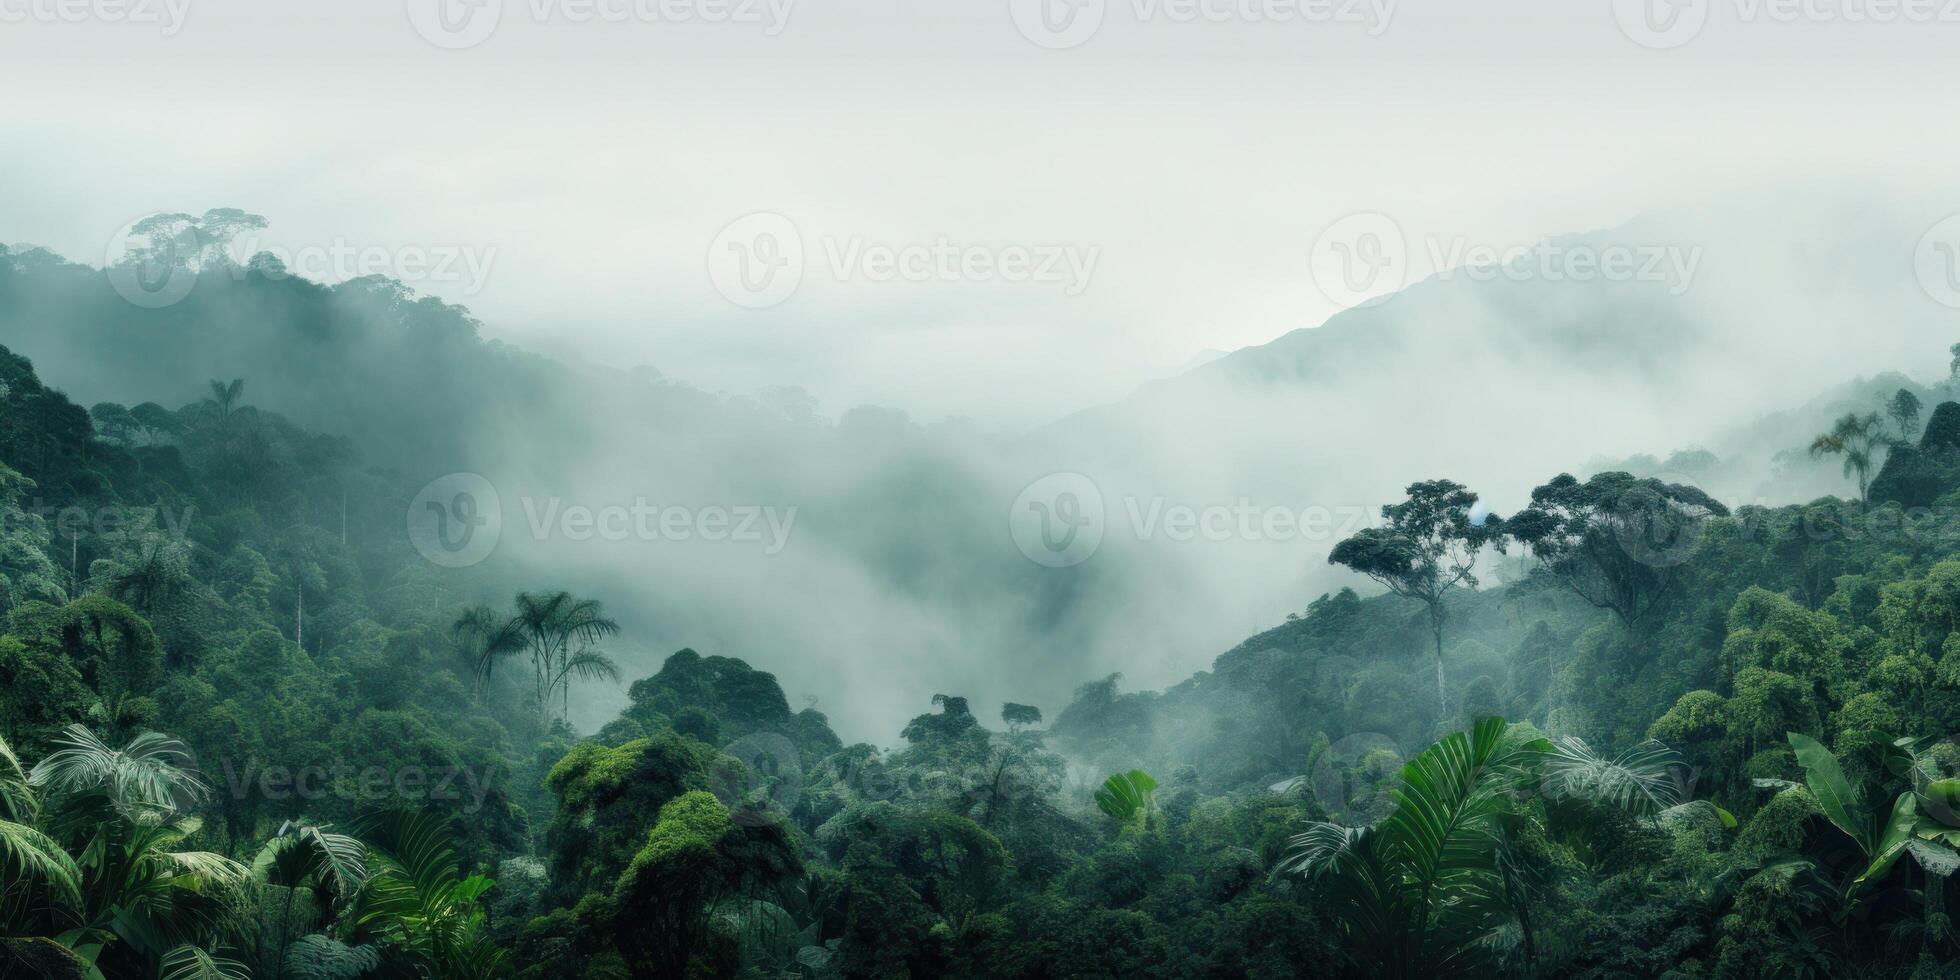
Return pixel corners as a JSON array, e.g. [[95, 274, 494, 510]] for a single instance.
[[7, 1, 1960, 741]]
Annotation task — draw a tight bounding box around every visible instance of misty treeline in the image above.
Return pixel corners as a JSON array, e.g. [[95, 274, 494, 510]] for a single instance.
[[11, 233, 1960, 977]]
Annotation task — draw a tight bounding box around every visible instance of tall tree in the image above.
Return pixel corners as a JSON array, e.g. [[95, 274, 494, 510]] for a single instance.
[[1809, 411, 1886, 503], [457, 592, 621, 721], [1888, 388, 1924, 443], [1506, 472, 1728, 629], [1328, 480, 1502, 712]]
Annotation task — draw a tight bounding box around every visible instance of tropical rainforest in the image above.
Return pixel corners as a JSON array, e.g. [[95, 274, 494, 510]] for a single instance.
[[9, 230, 1960, 980]]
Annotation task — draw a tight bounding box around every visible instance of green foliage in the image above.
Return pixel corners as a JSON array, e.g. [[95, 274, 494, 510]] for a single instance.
[[1093, 770, 1158, 826], [1508, 470, 1729, 628], [159, 945, 250, 980], [1328, 479, 1504, 710], [1276, 718, 1552, 977]]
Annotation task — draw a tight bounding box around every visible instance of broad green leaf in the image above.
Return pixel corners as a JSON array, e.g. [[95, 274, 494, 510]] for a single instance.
[[1850, 793, 1919, 891], [1906, 838, 1960, 878], [1789, 732, 1872, 855], [1094, 770, 1158, 824]]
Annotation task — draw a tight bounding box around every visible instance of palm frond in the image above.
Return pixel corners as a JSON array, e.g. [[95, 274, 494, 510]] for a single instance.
[[29, 725, 209, 816], [0, 733, 35, 822], [160, 944, 250, 980], [0, 818, 84, 907], [166, 851, 251, 891], [1542, 736, 1682, 816], [1093, 770, 1158, 824], [556, 648, 621, 686]]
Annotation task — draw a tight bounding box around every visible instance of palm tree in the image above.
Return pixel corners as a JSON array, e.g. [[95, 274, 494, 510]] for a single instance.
[[17, 725, 249, 976], [205, 379, 244, 418], [344, 809, 506, 979], [1276, 718, 1552, 977], [0, 734, 82, 931], [452, 604, 526, 702], [249, 821, 369, 971], [463, 592, 621, 723], [1809, 411, 1887, 504]]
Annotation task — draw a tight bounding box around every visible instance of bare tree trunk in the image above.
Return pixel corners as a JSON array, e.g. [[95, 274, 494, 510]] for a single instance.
[[1431, 602, 1448, 716]]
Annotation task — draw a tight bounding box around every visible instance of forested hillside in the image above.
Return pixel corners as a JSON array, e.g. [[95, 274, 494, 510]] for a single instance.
[[11, 239, 1960, 976]]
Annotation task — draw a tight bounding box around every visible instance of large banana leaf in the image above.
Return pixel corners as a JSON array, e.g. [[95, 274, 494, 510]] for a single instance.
[[1849, 792, 1919, 891], [1788, 732, 1875, 856]]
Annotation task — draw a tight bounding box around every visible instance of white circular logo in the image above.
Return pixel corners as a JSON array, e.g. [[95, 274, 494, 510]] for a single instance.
[[708, 212, 804, 309], [104, 215, 202, 309], [408, 473, 502, 568], [1308, 212, 1407, 310], [1009, 0, 1106, 50], [1915, 214, 1960, 310], [1009, 472, 1104, 568], [1310, 732, 1402, 825], [713, 732, 803, 826], [407, 0, 503, 50], [1613, 471, 1709, 569], [1612, 0, 1708, 50]]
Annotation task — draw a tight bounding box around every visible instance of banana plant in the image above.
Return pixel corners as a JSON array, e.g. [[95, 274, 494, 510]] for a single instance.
[[1785, 732, 1960, 905]]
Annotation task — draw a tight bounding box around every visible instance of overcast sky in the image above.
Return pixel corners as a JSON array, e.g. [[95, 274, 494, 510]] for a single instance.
[[5, 0, 1960, 424]]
